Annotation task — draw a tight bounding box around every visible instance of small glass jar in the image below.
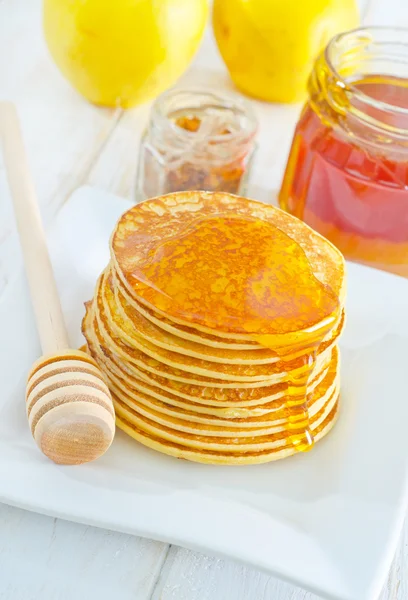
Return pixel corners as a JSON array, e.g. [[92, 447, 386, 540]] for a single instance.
[[136, 89, 257, 201], [279, 27, 408, 277]]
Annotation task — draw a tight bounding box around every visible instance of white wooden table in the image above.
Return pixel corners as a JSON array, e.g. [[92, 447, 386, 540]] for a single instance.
[[0, 1, 407, 598]]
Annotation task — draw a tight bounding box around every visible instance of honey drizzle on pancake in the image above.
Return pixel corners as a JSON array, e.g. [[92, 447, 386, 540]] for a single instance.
[[122, 215, 339, 452], [249, 343, 317, 451], [285, 352, 316, 451], [126, 216, 339, 335]]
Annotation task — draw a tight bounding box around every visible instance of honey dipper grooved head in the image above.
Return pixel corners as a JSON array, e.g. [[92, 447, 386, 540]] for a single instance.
[[26, 350, 115, 465]]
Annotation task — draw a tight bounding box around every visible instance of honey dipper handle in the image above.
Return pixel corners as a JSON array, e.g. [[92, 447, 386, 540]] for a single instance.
[[0, 102, 69, 354]]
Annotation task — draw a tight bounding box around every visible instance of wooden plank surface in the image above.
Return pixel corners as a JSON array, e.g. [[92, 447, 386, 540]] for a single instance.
[[150, 529, 408, 600], [0, 504, 168, 600], [0, 0, 407, 599]]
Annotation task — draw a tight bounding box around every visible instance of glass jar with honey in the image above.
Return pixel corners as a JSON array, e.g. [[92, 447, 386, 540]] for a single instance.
[[279, 27, 408, 277], [136, 89, 257, 201]]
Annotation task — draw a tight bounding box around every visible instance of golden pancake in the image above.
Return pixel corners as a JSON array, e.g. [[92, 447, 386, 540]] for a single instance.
[[115, 401, 338, 465], [111, 191, 345, 340], [95, 278, 341, 382], [103, 352, 339, 435], [86, 300, 337, 386], [86, 333, 335, 416], [113, 389, 338, 451], [107, 267, 344, 364], [113, 265, 342, 354], [108, 271, 279, 364], [112, 270, 260, 349]]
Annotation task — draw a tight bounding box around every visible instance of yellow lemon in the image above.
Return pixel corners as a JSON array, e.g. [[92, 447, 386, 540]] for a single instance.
[[44, 0, 208, 108], [213, 0, 359, 103]]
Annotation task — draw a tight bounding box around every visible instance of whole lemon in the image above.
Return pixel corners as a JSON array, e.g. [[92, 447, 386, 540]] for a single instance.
[[213, 0, 359, 103], [44, 0, 208, 108]]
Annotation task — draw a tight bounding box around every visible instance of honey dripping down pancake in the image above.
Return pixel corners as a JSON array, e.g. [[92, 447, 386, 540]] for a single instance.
[[83, 191, 345, 463]]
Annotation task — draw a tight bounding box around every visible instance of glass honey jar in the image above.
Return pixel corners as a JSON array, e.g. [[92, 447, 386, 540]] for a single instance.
[[136, 89, 258, 201], [279, 27, 408, 277]]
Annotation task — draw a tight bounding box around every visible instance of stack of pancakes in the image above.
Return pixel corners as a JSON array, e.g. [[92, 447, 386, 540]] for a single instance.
[[82, 191, 346, 464]]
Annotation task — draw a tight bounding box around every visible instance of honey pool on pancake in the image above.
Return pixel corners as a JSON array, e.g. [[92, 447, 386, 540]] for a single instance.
[[126, 215, 340, 452]]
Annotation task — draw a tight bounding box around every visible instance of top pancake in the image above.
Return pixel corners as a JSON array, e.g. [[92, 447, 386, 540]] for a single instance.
[[111, 192, 345, 340]]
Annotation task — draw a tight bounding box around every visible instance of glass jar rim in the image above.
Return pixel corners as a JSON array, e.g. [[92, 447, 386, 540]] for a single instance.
[[324, 26, 408, 136], [150, 87, 258, 144]]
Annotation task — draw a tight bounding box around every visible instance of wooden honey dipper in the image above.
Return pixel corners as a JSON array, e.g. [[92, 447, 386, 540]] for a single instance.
[[0, 102, 115, 465]]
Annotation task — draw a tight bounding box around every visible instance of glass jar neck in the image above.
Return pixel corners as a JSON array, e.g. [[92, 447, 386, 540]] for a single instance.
[[308, 27, 408, 152], [147, 89, 257, 165]]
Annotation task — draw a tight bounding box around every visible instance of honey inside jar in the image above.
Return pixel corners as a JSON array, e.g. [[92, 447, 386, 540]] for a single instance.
[[173, 113, 231, 136], [279, 28, 408, 277], [173, 114, 202, 133]]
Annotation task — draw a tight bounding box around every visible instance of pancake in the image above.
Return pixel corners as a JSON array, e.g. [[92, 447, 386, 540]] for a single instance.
[[110, 273, 279, 364], [113, 395, 339, 464], [102, 351, 339, 435], [82, 191, 346, 464], [107, 267, 344, 364], [93, 274, 343, 383], [86, 330, 335, 415], [85, 300, 337, 387], [113, 387, 338, 450], [112, 272, 261, 349], [110, 191, 345, 340]]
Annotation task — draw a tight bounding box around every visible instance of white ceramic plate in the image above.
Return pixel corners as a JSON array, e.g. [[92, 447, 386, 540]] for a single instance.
[[1, 186, 408, 600]]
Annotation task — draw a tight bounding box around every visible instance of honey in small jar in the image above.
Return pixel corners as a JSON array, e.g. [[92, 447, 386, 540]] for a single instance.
[[279, 27, 408, 277], [135, 89, 257, 201]]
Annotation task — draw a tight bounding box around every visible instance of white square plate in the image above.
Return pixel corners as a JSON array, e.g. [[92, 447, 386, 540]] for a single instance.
[[1, 186, 408, 600]]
